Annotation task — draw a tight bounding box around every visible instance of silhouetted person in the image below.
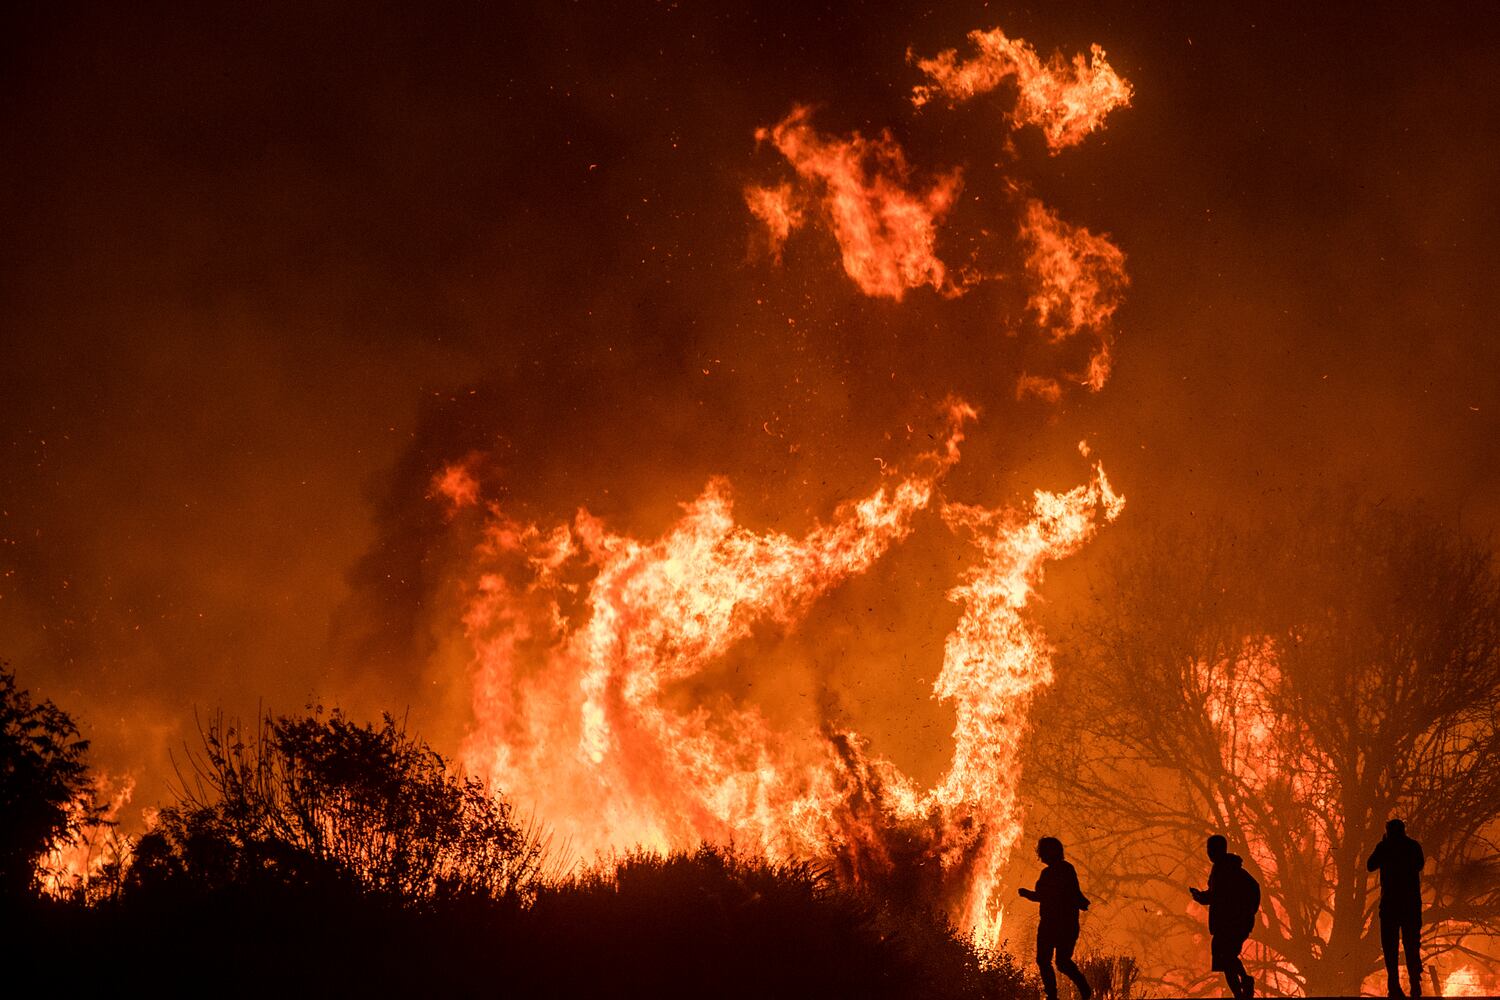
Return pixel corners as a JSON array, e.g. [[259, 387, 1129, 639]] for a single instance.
[[1190, 834, 1260, 999], [1018, 836, 1093, 1000], [1368, 818, 1425, 998]]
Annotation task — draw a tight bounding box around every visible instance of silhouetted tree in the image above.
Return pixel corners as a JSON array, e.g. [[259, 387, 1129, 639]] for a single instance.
[[0, 664, 100, 898], [1027, 496, 1500, 996], [130, 708, 547, 904]]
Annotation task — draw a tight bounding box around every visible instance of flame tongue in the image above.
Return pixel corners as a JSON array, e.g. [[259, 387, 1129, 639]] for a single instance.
[[911, 27, 1133, 152], [933, 465, 1125, 945], [458, 404, 1123, 942], [462, 403, 974, 856]]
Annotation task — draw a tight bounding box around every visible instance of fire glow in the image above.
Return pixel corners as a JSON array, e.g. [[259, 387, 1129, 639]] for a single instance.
[[450, 24, 1132, 946]]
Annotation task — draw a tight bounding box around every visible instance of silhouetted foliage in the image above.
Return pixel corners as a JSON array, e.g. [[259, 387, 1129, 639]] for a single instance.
[[1029, 495, 1500, 995], [526, 844, 1034, 999], [15, 705, 1045, 997], [0, 664, 100, 898], [130, 708, 547, 904], [22, 840, 1036, 998]]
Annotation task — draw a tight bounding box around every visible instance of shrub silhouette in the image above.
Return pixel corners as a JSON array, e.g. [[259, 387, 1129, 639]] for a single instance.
[[17, 706, 1042, 999], [0, 664, 100, 899], [519, 845, 1035, 999], [129, 708, 546, 904]]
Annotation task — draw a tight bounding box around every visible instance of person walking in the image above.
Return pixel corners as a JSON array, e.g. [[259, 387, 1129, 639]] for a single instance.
[[1367, 818, 1425, 998], [1189, 834, 1260, 999], [1018, 836, 1094, 1000]]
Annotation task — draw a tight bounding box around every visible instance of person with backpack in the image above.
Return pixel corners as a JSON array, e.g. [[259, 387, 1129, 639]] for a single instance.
[[1018, 836, 1094, 1000], [1367, 818, 1425, 998], [1190, 834, 1261, 999]]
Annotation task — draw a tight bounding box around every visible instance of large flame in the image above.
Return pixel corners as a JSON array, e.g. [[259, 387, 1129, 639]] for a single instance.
[[456, 402, 1123, 941], [455, 21, 1133, 946]]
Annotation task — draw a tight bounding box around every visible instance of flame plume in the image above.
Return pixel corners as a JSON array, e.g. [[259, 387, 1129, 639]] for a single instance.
[[751, 106, 962, 300], [457, 405, 1124, 941], [456, 21, 1135, 945], [911, 27, 1133, 153], [1019, 198, 1129, 392]]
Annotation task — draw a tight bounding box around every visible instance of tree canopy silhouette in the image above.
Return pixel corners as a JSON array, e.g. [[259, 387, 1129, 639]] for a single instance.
[[0, 664, 100, 898], [130, 708, 547, 904], [1026, 495, 1500, 996]]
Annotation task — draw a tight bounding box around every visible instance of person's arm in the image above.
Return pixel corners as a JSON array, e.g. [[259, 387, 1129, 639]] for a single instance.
[[1068, 867, 1090, 910], [1190, 885, 1210, 904], [1018, 886, 1038, 902], [1366, 842, 1383, 872], [1415, 841, 1426, 872]]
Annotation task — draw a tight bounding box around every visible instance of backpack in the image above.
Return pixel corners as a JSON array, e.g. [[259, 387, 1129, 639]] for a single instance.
[[1234, 866, 1262, 925]]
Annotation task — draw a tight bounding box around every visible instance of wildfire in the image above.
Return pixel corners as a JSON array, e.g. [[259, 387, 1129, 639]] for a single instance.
[[750, 32, 1130, 405], [932, 466, 1125, 944], [455, 20, 1135, 946], [1443, 964, 1500, 997], [910, 27, 1133, 153], [457, 400, 1123, 942]]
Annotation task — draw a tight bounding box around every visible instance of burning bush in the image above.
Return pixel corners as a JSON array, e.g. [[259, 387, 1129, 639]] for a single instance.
[[17, 705, 1046, 997], [0, 664, 102, 899]]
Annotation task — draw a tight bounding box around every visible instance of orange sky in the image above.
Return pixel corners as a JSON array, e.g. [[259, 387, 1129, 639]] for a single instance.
[[2, 1, 1498, 833]]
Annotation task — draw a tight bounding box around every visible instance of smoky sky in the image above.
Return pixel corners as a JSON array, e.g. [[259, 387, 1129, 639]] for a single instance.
[[3, 1, 1499, 815]]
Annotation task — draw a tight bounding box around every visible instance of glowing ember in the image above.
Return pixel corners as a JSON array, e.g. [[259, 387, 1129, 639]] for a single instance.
[[911, 27, 1133, 153], [1442, 964, 1500, 997]]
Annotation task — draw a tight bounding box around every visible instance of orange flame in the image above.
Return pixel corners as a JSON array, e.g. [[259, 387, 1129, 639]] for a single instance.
[[1193, 638, 1339, 949], [433, 461, 481, 511], [457, 20, 1134, 947], [743, 182, 804, 261], [752, 106, 961, 300], [934, 464, 1125, 944], [1020, 199, 1128, 391], [1015, 373, 1063, 403], [38, 772, 136, 897], [1443, 964, 1500, 997], [911, 27, 1133, 153], [457, 401, 1124, 944]]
